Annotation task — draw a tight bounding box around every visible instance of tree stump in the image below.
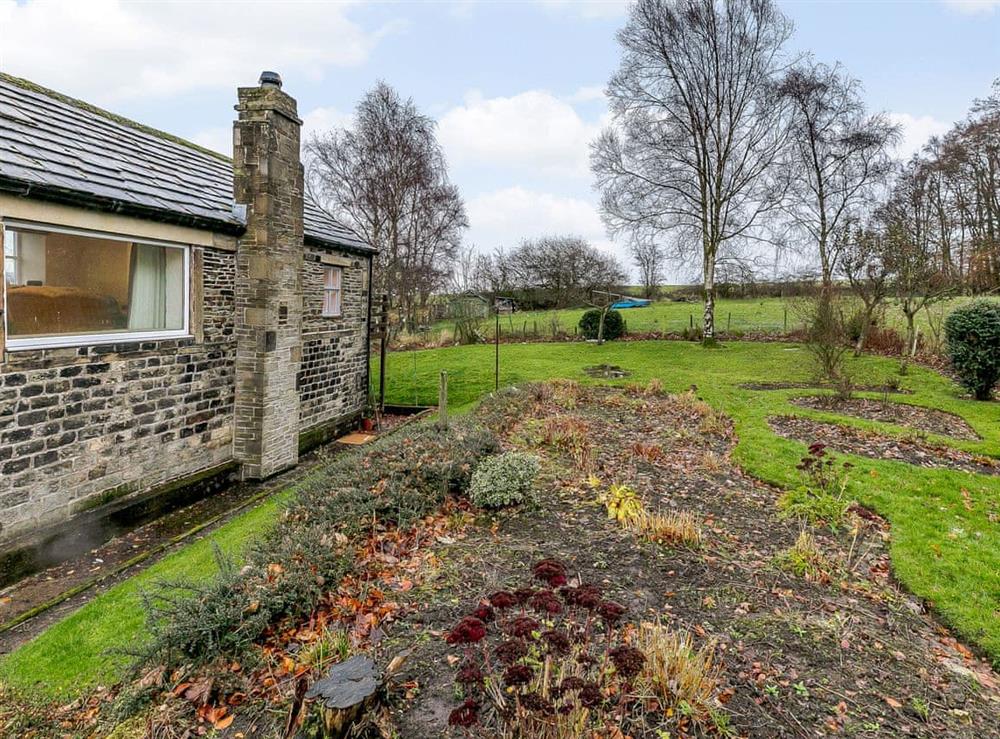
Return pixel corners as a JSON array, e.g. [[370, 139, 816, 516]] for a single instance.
[[304, 655, 379, 739]]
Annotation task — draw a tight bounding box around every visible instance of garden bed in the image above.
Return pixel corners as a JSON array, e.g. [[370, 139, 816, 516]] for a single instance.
[[769, 415, 999, 476], [4, 382, 999, 737], [790, 396, 981, 441], [376, 385, 998, 737]]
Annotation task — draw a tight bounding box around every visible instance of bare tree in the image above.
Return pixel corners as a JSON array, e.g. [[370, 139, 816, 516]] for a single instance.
[[880, 163, 952, 358], [628, 233, 666, 299], [592, 0, 794, 344], [840, 224, 891, 356], [489, 236, 626, 309], [306, 82, 467, 332], [777, 61, 900, 290]]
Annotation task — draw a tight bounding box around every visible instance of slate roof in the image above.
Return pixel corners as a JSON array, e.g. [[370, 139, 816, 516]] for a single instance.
[[0, 73, 372, 253]]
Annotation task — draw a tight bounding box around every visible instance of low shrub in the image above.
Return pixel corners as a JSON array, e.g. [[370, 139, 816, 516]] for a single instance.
[[777, 442, 853, 528], [135, 420, 498, 670], [578, 308, 624, 341], [944, 300, 1000, 400], [865, 326, 907, 355], [469, 452, 540, 508]]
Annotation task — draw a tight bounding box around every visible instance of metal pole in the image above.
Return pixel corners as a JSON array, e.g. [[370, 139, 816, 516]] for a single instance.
[[378, 294, 388, 412], [494, 309, 500, 391]]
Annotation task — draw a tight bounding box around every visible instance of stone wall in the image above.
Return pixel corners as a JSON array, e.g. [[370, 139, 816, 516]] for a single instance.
[[0, 245, 236, 546], [298, 249, 371, 433]]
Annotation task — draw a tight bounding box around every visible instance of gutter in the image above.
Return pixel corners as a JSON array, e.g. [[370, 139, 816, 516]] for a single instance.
[[0, 175, 245, 236]]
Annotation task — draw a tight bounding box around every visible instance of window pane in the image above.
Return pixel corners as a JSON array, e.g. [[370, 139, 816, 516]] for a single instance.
[[4, 228, 186, 339]]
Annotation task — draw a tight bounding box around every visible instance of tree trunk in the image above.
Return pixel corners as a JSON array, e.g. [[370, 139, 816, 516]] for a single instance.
[[702, 253, 716, 345], [597, 305, 608, 345], [853, 311, 869, 357], [905, 311, 917, 358]]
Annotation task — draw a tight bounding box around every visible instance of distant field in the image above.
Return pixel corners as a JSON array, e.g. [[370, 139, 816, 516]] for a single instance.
[[407, 295, 979, 346]]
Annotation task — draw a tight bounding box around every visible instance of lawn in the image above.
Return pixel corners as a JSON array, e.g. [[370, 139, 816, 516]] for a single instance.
[[0, 490, 290, 697], [379, 340, 1000, 663], [408, 295, 978, 345]]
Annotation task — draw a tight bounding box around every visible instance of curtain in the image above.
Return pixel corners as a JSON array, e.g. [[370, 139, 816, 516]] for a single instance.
[[127, 243, 167, 329]]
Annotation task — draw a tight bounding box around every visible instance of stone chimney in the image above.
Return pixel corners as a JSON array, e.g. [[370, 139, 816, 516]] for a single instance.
[[232, 71, 304, 479]]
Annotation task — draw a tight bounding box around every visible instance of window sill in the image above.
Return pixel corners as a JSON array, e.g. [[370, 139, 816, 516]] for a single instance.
[[5, 330, 192, 352]]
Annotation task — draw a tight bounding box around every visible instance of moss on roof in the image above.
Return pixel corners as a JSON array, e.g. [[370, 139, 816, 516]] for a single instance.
[[0, 72, 232, 164]]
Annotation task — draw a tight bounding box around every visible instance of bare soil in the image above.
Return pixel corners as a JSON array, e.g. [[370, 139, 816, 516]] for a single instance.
[[790, 396, 981, 441], [379, 386, 1000, 737], [769, 415, 999, 477], [740, 381, 912, 394]]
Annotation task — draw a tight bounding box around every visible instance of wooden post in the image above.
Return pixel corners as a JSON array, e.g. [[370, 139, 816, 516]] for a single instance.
[[727, 312, 731, 332], [783, 306, 788, 333], [689, 313, 694, 330], [495, 311, 500, 391], [378, 294, 389, 412], [438, 370, 449, 430]]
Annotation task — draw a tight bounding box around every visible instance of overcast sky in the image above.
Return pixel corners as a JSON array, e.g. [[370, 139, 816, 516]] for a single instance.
[[2, 0, 998, 281]]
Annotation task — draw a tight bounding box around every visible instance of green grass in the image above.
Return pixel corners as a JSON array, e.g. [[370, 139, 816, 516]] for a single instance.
[[379, 340, 1000, 663], [0, 492, 289, 697], [408, 295, 981, 345]]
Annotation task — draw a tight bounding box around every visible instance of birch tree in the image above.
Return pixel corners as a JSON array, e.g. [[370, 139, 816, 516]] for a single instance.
[[592, 0, 793, 344], [777, 61, 899, 290], [306, 82, 467, 331]]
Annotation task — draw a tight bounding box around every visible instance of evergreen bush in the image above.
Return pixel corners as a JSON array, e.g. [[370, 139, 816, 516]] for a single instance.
[[469, 452, 540, 508], [579, 309, 625, 341], [944, 301, 1000, 400]]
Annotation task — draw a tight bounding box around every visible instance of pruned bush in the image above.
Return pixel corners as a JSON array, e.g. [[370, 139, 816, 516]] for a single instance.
[[469, 452, 540, 508], [579, 308, 624, 341], [944, 300, 1000, 400]]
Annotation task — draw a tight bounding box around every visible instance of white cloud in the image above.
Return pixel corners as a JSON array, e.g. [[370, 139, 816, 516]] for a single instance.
[[190, 126, 232, 157], [940, 0, 1000, 13], [302, 106, 353, 146], [439, 90, 607, 177], [0, 0, 392, 104], [190, 105, 351, 158], [566, 85, 606, 104], [536, 0, 630, 19], [889, 112, 952, 158], [465, 186, 611, 251]]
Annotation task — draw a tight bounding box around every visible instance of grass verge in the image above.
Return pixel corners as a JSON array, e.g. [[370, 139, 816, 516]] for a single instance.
[[0, 492, 288, 697]]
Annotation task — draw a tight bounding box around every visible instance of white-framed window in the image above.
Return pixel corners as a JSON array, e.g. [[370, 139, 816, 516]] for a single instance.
[[3, 230, 19, 285], [1, 221, 190, 350], [322, 265, 342, 317]]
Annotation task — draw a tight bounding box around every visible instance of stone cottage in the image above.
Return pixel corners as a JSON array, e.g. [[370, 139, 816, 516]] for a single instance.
[[0, 71, 374, 559]]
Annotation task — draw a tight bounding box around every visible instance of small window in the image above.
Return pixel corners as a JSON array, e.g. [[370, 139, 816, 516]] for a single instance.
[[2, 224, 188, 349], [322, 266, 342, 317]]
